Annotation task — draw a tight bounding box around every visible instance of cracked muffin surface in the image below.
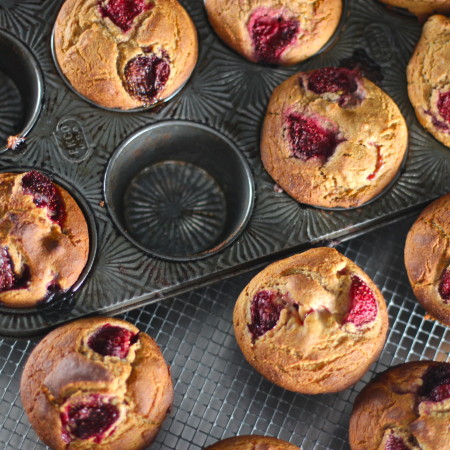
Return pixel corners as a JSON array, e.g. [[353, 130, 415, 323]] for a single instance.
[[204, 0, 342, 66], [20, 317, 173, 450], [233, 247, 388, 394], [405, 193, 450, 326], [261, 67, 408, 208], [407, 15, 450, 148], [378, 0, 450, 19], [54, 0, 198, 110], [0, 171, 89, 308], [349, 361, 450, 449], [206, 435, 300, 449]]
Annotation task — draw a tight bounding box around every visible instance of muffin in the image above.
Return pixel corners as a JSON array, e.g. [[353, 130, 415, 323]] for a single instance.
[[204, 0, 342, 66], [261, 67, 408, 208], [404, 193, 450, 326], [205, 435, 299, 449], [349, 361, 450, 449], [407, 15, 450, 148], [378, 0, 450, 19], [20, 317, 173, 449], [233, 247, 388, 394], [54, 0, 198, 110], [0, 170, 89, 308]]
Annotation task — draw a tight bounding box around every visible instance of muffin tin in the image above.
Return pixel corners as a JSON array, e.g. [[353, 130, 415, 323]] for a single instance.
[[1, 0, 450, 336]]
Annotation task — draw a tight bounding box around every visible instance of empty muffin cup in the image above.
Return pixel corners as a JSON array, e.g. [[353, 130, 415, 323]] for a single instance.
[[104, 121, 255, 260], [0, 30, 44, 152]]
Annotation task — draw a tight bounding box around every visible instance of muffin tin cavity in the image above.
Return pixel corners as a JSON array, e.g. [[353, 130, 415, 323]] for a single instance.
[[104, 121, 254, 260], [0, 30, 43, 151]]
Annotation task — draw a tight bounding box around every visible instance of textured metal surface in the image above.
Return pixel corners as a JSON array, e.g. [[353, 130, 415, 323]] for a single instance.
[[1, 216, 450, 449], [0, 1, 449, 333]]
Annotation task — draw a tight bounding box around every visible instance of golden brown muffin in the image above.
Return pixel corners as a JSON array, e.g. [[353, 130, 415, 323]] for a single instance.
[[378, 0, 450, 19], [349, 361, 450, 449], [54, 0, 198, 110], [204, 0, 342, 66], [20, 317, 173, 450], [407, 15, 450, 148], [0, 171, 89, 308], [233, 247, 388, 394], [205, 435, 300, 449], [261, 67, 408, 208], [404, 193, 450, 326]]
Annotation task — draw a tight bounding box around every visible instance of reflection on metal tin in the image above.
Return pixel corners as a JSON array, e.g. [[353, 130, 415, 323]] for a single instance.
[[364, 23, 395, 64], [54, 117, 92, 162]]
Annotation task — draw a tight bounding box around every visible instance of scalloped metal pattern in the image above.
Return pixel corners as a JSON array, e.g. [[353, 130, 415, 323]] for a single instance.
[[0, 72, 23, 143], [0, 0, 450, 334], [124, 161, 227, 258]]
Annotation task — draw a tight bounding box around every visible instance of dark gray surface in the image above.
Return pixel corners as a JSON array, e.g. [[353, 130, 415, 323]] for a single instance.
[[1, 215, 449, 449], [1, 0, 450, 334]]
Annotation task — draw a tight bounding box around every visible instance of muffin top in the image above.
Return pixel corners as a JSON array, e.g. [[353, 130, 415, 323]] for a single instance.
[[378, 0, 450, 19], [405, 193, 450, 326], [407, 15, 450, 148], [350, 361, 450, 449], [261, 67, 408, 208], [0, 171, 89, 308], [206, 435, 300, 449], [233, 247, 388, 394], [204, 0, 342, 66], [20, 317, 173, 450], [54, 0, 198, 109]]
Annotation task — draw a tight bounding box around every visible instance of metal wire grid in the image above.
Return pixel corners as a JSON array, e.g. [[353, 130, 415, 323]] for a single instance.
[[1, 214, 450, 449]]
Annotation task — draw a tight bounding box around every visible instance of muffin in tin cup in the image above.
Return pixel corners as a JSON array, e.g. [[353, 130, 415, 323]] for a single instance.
[[0, 170, 92, 308], [53, 0, 198, 110]]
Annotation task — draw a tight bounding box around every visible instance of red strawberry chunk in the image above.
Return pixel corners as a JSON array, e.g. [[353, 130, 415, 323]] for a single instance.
[[343, 276, 378, 326], [438, 91, 450, 123], [21, 171, 65, 226], [98, 0, 152, 32], [439, 268, 450, 302], [248, 10, 299, 63], [248, 290, 284, 339]]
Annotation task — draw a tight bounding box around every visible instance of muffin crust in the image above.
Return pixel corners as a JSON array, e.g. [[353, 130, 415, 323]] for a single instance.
[[407, 15, 450, 148], [261, 68, 408, 208], [233, 248, 388, 394], [378, 0, 450, 19], [54, 0, 198, 109], [0, 171, 89, 308], [206, 435, 300, 449], [20, 317, 173, 449], [405, 193, 450, 326], [350, 361, 450, 449], [204, 0, 342, 66]]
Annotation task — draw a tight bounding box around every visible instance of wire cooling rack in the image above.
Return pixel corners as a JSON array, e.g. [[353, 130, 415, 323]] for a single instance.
[[1, 213, 450, 449]]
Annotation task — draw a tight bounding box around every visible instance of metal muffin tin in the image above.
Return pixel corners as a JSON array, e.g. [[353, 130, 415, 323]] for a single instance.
[[1, 0, 449, 336]]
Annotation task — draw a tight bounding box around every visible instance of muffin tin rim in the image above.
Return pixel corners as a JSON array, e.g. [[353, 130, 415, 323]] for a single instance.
[[0, 28, 45, 154]]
